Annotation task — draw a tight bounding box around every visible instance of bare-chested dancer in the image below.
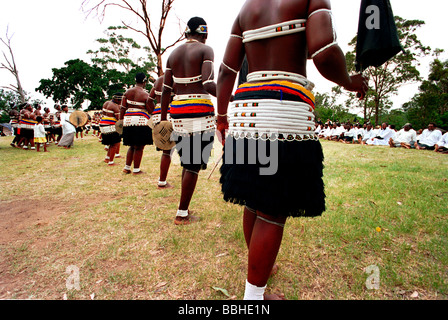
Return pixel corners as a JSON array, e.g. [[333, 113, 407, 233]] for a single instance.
[[217, 0, 368, 300], [120, 73, 155, 175]]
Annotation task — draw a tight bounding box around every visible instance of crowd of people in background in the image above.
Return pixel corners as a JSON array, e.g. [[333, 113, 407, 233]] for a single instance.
[[7, 103, 448, 155], [7, 103, 104, 151], [314, 118, 448, 154]]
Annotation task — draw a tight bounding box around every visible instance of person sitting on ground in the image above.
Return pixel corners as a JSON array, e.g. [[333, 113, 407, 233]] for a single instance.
[[389, 123, 416, 149], [361, 123, 375, 145], [415, 122, 442, 150], [366, 122, 394, 146], [434, 131, 448, 154]]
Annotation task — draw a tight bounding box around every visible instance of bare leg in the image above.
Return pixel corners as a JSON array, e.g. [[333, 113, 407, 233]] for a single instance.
[[246, 211, 286, 300], [132, 145, 145, 174], [174, 168, 200, 225], [158, 150, 173, 188]]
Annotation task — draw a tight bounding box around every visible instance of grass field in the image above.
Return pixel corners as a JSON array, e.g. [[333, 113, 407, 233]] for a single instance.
[[0, 134, 447, 300]]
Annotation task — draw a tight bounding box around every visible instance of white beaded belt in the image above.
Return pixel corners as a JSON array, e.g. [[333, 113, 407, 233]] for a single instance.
[[173, 94, 213, 101], [247, 71, 315, 91], [229, 99, 318, 142], [100, 125, 117, 134], [172, 116, 215, 135], [123, 108, 151, 127], [150, 114, 172, 127], [20, 124, 35, 129]]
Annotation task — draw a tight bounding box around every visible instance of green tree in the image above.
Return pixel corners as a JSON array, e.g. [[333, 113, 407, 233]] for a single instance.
[[314, 89, 360, 124], [404, 58, 448, 130], [82, 0, 183, 76], [344, 17, 431, 124], [36, 27, 156, 110], [36, 59, 104, 109], [87, 26, 156, 77]]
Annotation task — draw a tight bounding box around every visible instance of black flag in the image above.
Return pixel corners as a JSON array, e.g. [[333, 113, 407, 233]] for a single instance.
[[355, 0, 403, 72]]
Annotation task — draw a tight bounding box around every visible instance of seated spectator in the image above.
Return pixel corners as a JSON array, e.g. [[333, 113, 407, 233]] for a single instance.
[[415, 122, 442, 150], [366, 122, 394, 146], [323, 123, 337, 140], [434, 131, 448, 154], [361, 123, 375, 145], [389, 123, 417, 149], [318, 123, 330, 139], [340, 123, 357, 144], [329, 123, 346, 141]]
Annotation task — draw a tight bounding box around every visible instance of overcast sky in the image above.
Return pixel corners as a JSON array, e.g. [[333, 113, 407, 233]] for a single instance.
[[1, 0, 447, 112]]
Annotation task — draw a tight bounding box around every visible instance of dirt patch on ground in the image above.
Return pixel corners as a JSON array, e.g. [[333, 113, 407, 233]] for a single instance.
[[0, 199, 67, 299], [0, 199, 65, 244]]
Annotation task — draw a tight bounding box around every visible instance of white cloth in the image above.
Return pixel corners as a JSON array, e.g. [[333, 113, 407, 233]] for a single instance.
[[60, 112, 76, 135], [344, 128, 357, 138], [392, 129, 417, 144], [33, 123, 46, 138], [366, 127, 394, 146], [418, 129, 443, 147], [362, 129, 375, 142], [436, 132, 448, 148]]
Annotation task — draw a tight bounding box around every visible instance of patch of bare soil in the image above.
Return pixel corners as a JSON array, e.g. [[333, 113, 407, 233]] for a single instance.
[[0, 199, 64, 244], [0, 199, 66, 299]]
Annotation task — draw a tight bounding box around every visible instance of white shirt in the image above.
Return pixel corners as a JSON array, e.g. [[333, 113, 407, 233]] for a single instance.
[[377, 127, 394, 141], [345, 128, 357, 138], [33, 123, 46, 138], [60, 112, 76, 135], [393, 129, 417, 144], [436, 132, 448, 148], [366, 127, 394, 146], [419, 129, 442, 147], [362, 129, 375, 141]]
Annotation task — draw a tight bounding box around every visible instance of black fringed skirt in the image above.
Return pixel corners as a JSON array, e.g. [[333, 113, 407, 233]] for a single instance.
[[220, 137, 325, 218], [122, 126, 153, 146]]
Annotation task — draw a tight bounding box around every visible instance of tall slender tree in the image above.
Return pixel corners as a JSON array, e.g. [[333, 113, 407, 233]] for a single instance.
[[0, 28, 26, 103], [82, 0, 184, 76], [344, 17, 431, 124]]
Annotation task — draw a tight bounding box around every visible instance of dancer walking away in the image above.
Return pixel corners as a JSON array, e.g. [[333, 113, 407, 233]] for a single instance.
[[217, 0, 368, 300]]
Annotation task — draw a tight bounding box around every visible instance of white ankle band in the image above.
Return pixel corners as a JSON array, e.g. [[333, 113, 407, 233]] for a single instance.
[[176, 209, 189, 218], [243, 280, 266, 300]]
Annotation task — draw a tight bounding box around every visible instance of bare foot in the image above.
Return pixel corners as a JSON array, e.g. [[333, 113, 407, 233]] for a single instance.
[[174, 214, 200, 226], [264, 293, 286, 300], [270, 264, 279, 278], [158, 182, 174, 189]]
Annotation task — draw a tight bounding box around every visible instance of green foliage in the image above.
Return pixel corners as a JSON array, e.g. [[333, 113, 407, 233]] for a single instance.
[[0, 89, 22, 122], [344, 17, 430, 124], [404, 58, 448, 130], [318, 16, 445, 130], [35, 26, 157, 110]]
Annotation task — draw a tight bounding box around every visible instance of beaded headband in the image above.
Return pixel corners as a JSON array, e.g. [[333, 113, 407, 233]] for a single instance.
[[185, 25, 208, 34]]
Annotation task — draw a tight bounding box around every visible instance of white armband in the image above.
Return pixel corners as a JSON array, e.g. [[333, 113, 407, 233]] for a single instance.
[[308, 8, 338, 59]]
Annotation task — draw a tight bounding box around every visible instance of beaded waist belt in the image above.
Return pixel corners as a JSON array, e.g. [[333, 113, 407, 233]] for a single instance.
[[100, 116, 117, 126], [100, 117, 118, 134], [229, 79, 317, 142], [19, 119, 38, 129], [169, 97, 215, 119], [123, 108, 151, 127], [172, 116, 215, 135]]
